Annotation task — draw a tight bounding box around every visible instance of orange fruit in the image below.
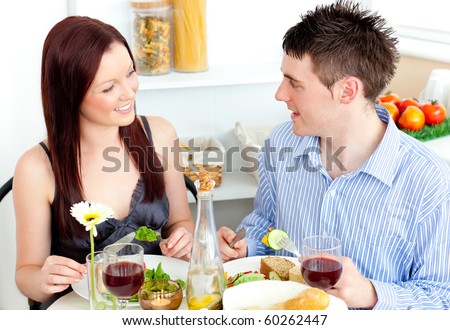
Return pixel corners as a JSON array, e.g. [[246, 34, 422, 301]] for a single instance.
[[397, 105, 425, 131], [398, 98, 421, 113], [381, 102, 400, 124], [377, 92, 402, 107]]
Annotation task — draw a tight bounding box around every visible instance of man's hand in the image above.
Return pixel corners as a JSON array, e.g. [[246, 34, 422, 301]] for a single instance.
[[326, 256, 378, 309], [217, 226, 247, 262]]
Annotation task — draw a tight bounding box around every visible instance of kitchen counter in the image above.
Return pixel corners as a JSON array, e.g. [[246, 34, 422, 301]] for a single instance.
[[423, 135, 450, 167]]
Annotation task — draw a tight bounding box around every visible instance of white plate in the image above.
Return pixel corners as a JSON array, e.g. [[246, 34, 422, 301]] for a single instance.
[[223, 256, 347, 310], [223, 255, 300, 276], [72, 254, 189, 305], [223, 280, 347, 310]]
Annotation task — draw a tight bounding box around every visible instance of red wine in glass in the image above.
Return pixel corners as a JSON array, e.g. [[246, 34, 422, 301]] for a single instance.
[[103, 261, 144, 298], [301, 257, 342, 290]]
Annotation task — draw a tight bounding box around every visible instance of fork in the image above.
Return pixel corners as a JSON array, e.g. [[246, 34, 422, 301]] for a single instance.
[[278, 236, 302, 258]]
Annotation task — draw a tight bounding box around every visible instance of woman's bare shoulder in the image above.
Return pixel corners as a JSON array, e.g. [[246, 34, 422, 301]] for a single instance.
[[14, 143, 54, 189], [142, 115, 178, 146]]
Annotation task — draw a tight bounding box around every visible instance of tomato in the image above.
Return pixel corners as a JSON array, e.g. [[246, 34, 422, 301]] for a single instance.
[[397, 105, 425, 131], [421, 101, 447, 125], [397, 98, 421, 113], [377, 92, 401, 107], [381, 102, 399, 124]]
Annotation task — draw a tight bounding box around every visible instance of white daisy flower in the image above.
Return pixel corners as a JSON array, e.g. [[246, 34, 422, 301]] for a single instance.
[[70, 201, 114, 237]]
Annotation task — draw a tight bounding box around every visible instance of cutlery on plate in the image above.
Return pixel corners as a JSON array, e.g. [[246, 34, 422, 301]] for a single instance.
[[228, 227, 246, 249], [277, 236, 302, 258]]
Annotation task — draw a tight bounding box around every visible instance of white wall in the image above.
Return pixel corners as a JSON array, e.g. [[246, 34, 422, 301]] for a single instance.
[[0, 0, 68, 310], [0, 0, 329, 309]]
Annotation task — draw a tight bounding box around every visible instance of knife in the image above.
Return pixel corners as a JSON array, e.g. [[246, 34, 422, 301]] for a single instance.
[[112, 231, 136, 245], [228, 227, 246, 249]]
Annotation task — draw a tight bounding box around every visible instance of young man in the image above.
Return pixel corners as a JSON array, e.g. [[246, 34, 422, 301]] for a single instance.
[[219, 1, 450, 310]]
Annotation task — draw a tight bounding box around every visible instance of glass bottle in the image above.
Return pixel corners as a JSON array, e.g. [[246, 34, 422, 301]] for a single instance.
[[186, 176, 225, 310]]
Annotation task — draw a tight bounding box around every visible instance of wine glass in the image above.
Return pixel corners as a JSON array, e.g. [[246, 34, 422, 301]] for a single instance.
[[301, 235, 342, 290], [102, 243, 145, 310]]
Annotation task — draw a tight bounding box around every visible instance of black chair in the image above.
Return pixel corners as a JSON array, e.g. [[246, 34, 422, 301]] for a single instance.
[[184, 174, 197, 203], [0, 174, 196, 310]]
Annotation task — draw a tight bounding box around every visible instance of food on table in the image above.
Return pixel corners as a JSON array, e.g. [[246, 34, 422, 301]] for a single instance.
[[421, 100, 447, 125], [135, 226, 158, 242], [260, 256, 295, 281], [397, 105, 426, 131], [261, 227, 290, 250], [288, 265, 306, 284], [144, 262, 186, 290], [226, 271, 266, 287], [269, 288, 330, 310]]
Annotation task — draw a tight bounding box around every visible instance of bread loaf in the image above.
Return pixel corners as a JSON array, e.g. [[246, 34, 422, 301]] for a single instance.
[[260, 256, 295, 281], [288, 265, 306, 284], [270, 288, 330, 310]]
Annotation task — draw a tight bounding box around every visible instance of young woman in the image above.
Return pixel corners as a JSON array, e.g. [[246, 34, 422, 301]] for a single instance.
[[13, 16, 194, 308]]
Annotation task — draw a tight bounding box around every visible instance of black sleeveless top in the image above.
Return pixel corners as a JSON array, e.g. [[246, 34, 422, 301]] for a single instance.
[[41, 116, 169, 264]]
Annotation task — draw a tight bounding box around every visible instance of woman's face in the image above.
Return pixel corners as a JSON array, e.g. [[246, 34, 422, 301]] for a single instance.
[[80, 42, 138, 129]]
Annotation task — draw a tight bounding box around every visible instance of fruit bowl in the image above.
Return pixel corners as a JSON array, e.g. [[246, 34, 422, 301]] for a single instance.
[[138, 279, 183, 310]]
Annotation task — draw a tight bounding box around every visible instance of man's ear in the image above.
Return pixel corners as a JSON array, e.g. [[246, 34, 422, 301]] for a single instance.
[[338, 77, 360, 104]]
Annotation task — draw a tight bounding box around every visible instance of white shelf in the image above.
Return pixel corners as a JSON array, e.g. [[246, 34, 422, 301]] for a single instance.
[[138, 62, 281, 90], [187, 171, 258, 203]]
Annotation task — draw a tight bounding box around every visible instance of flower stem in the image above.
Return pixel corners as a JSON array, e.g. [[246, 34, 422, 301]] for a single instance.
[[89, 228, 97, 305]]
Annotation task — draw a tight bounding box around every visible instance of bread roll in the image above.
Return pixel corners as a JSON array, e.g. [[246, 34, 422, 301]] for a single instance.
[[270, 288, 330, 310]]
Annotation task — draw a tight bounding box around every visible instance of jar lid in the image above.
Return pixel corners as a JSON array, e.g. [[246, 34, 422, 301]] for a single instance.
[[130, 0, 171, 9]]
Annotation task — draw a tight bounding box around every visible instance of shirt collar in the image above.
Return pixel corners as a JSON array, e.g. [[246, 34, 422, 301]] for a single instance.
[[292, 104, 400, 186], [358, 104, 400, 186]]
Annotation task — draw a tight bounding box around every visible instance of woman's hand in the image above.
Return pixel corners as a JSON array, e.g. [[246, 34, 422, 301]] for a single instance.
[[217, 226, 247, 262], [39, 255, 87, 295], [160, 227, 192, 261], [326, 256, 378, 309]]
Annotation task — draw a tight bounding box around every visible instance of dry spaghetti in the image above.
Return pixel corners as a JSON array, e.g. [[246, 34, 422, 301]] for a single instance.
[[172, 0, 207, 72]]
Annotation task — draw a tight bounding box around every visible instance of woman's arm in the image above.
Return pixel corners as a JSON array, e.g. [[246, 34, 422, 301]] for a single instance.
[[147, 116, 194, 260], [14, 145, 86, 302]]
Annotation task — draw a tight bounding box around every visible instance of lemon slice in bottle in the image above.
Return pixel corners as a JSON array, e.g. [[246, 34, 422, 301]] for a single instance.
[[267, 229, 289, 250]]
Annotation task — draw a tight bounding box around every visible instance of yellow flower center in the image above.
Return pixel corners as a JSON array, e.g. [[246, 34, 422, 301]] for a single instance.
[[84, 213, 100, 222]]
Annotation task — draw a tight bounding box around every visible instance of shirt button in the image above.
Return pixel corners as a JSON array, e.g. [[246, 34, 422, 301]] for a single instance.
[[329, 190, 336, 197]]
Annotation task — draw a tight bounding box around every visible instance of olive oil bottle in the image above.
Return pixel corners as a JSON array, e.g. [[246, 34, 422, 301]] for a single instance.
[[186, 171, 226, 310]]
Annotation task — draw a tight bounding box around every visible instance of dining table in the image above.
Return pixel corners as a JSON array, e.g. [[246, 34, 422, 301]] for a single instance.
[[48, 255, 347, 310]]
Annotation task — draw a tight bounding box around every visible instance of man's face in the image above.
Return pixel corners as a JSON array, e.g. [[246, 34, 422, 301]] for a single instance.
[[275, 54, 342, 137]]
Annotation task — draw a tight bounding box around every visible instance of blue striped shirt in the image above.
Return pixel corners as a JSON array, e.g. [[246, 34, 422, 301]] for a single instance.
[[240, 105, 450, 310]]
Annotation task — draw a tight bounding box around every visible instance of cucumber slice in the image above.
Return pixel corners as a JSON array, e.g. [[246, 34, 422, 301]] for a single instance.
[[269, 271, 281, 281], [267, 229, 289, 250]]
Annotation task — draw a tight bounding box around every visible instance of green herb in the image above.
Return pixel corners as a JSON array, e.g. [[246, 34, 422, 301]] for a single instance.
[[144, 262, 186, 290], [401, 117, 450, 142], [135, 226, 158, 242]]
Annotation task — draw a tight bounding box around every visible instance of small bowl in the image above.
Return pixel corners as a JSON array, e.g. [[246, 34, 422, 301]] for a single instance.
[[139, 279, 183, 310]]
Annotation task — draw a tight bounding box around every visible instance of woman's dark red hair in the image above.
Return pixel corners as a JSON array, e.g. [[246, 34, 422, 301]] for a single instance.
[[41, 16, 164, 239]]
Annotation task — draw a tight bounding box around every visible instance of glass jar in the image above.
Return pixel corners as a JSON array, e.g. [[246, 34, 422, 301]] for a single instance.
[[130, 0, 172, 75], [172, 0, 208, 72]]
